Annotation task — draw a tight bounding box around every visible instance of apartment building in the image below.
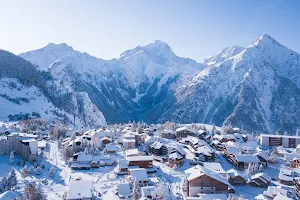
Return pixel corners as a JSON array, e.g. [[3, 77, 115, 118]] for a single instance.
[[0, 132, 38, 162], [260, 134, 300, 148]]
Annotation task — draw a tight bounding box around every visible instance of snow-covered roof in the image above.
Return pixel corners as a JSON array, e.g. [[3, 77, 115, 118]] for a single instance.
[[141, 186, 155, 198], [251, 172, 271, 182], [145, 136, 156, 143], [117, 183, 131, 197], [77, 154, 93, 163], [126, 156, 153, 162], [37, 140, 46, 148], [125, 148, 139, 157], [254, 151, 269, 161], [118, 160, 129, 169], [169, 152, 183, 160], [150, 141, 163, 149], [186, 165, 233, 188], [203, 162, 226, 174], [175, 127, 194, 133], [66, 180, 93, 200], [225, 146, 239, 155], [195, 146, 213, 156], [227, 169, 247, 180], [263, 186, 288, 198], [235, 154, 260, 163], [0, 191, 18, 200], [129, 168, 148, 182], [273, 193, 292, 200], [106, 144, 117, 152]]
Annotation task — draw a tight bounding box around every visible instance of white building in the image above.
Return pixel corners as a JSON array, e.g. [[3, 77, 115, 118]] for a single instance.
[[260, 134, 300, 148]]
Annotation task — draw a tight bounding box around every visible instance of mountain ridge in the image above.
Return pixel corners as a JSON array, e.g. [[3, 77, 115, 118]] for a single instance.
[[6, 34, 299, 134]]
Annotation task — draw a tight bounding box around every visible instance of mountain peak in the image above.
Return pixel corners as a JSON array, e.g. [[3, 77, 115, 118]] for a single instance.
[[250, 33, 283, 48], [44, 42, 74, 51]]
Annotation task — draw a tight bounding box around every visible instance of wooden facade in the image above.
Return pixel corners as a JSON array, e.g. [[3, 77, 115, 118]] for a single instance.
[[187, 175, 228, 197]]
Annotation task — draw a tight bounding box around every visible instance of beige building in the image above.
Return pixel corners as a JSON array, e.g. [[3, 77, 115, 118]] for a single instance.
[[0, 132, 38, 162]]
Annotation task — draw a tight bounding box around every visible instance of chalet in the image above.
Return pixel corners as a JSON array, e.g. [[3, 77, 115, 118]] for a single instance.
[[227, 169, 247, 185], [98, 157, 115, 167], [123, 134, 136, 150], [184, 165, 233, 197], [101, 136, 112, 144], [160, 130, 176, 139], [117, 183, 132, 199], [115, 160, 129, 175], [179, 136, 200, 150], [168, 152, 185, 168], [195, 146, 215, 162], [129, 168, 148, 186], [250, 172, 271, 188], [195, 130, 207, 139], [105, 144, 117, 154], [219, 135, 236, 143], [127, 156, 153, 168], [66, 180, 93, 200], [141, 186, 155, 199], [278, 168, 294, 185], [144, 136, 157, 153], [224, 145, 239, 157], [262, 186, 289, 199], [0, 191, 18, 200], [254, 152, 269, 167], [231, 154, 260, 169], [150, 142, 167, 156], [175, 127, 195, 140], [291, 157, 300, 169], [125, 148, 140, 157]]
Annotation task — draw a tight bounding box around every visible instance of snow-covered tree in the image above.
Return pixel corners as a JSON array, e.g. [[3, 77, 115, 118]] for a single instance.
[[7, 168, 17, 190], [35, 166, 42, 175], [9, 151, 14, 164], [29, 165, 35, 174], [0, 176, 8, 193], [48, 166, 55, 177], [22, 165, 29, 178], [151, 183, 168, 200], [23, 183, 44, 200], [137, 123, 142, 134], [58, 135, 64, 149]]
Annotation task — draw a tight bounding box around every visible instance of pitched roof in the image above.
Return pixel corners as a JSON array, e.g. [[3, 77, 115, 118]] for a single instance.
[[66, 180, 93, 200], [186, 165, 233, 189], [117, 183, 132, 197], [129, 168, 148, 182]]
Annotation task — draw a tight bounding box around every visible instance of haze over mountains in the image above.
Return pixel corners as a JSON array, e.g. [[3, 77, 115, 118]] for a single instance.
[[0, 34, 299, 134]]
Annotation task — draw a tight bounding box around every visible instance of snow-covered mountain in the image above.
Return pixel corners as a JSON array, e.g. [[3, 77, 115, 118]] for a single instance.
[[157, 34, 300, 134], [12, 34, 300, 134], [20, 40, 205, 123], [0, 50, 106, 128]]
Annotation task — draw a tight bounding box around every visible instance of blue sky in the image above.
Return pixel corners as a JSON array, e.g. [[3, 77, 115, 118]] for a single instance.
[[0, 0, 299, 62]]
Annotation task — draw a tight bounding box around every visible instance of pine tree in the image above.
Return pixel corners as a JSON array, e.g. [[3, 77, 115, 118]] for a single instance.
[[23, 183, 43, 200], [7, 168, 17, 190], [49, 166, 55, 177], [0, 176, 8, 193], [9, 151, 14, 164], [35, 166, 42, 175], [29, 165, 35, 174], [22, 165, 29, 178]]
